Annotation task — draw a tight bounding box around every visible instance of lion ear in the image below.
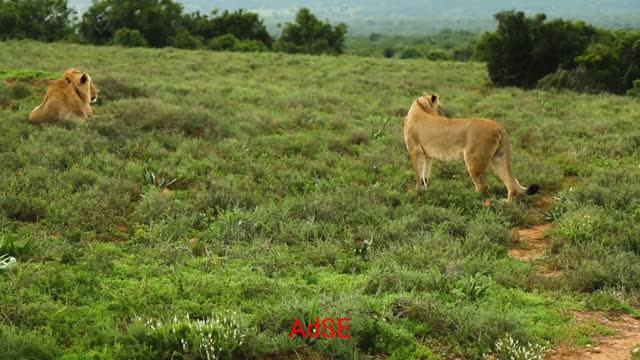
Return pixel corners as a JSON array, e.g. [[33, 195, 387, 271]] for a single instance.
[[80, 74, 88, 84], [431, 94, 438, 103]]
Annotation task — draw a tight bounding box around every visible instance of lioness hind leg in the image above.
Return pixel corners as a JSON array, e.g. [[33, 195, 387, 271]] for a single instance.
[[410, 151, 432, 191], [464, 152, 490, 195], [420, 157, 433, 191], [491, 155, 517, 201]]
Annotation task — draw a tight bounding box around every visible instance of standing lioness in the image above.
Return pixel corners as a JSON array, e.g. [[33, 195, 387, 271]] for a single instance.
[[403, 93, 539, 201]]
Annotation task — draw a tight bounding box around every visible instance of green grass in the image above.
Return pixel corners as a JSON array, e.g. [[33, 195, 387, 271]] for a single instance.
[[0, 40, 639, 359], [0, 69, 59, 82]]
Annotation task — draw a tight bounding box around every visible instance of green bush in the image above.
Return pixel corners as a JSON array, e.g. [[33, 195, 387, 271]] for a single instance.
[[537, 69, 597, 92], [399, 47, 422, 59], [208, 34, 239, 51], [234, 39, 268, 52], [0, 325, 61, 360], [169, 29, 202, 49], [113, 27, 148, 47], [425, 49, 449, 61], [627, 79, 640, 97], [0, 195, 47, 222], [208, 35, 267, 52]]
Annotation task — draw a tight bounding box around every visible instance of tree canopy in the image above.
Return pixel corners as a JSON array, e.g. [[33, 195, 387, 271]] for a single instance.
[[275, 8, 348, 55], [476, 10, 639, 94], [0, 0, 76, 42]]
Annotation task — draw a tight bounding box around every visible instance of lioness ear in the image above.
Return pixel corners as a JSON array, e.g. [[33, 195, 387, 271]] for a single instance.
[[431, 94, 438, 103], [80, 74, 88, 84]]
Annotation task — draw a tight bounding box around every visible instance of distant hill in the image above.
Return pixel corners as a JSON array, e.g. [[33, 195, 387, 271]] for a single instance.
[[68, 0, 640, 35]]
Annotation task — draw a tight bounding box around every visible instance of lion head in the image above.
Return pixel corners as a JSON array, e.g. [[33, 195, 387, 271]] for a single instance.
[[417, 93, 444, 116], [64, 69, 99, 104]]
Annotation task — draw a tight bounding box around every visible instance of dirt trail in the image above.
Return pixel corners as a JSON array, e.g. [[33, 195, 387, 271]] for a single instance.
[[509, 224, 552, 262], [506, 178, 640, 359], [547, 312, 640, 360], [508, 185, 557, 269]]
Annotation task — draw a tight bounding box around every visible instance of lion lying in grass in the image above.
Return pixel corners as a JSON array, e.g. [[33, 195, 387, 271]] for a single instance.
[[28, 69, 99, 124], [403, 93, 539, 202]]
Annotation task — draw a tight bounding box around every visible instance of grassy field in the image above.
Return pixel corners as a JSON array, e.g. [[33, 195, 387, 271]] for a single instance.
[[0, 40, 639, 359]]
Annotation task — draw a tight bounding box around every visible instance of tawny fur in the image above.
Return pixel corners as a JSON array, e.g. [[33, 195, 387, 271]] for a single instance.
[[28, 69, 99, 125], [403, 93, 539, 202]]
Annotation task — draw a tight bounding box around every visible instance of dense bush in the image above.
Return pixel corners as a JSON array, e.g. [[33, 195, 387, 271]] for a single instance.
[[475, 11, 598, 88], [113, 28, 148, 47], [425, 49, 448, 61], [476, 10, 640, 95], [208, 33, 239, 51], [628, 80, 640, 97], [399, 47, 422, 59], [208, 34, 268, 52], [169, 29, 202, 49], [234, 39, 268, 52], [181, 9, 272, 48]]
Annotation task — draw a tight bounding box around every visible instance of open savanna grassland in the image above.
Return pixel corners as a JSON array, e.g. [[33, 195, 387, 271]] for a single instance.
[[1, 40, 639, 359]]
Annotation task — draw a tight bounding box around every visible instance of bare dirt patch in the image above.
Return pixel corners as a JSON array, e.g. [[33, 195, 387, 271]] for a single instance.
[[547, 312, 640, 360], [509, 224, 552, 261]]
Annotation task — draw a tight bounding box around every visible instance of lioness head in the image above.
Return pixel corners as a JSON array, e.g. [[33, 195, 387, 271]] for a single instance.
[[65, 69, 99, 104], [417, 93, 444, 116]]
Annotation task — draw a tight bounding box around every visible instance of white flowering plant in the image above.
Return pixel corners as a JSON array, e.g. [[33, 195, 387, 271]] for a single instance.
[[129, 310, 249, 360], [488, 334, 551, 360]]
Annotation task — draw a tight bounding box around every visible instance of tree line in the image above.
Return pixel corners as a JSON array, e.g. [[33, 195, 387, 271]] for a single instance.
[[0, 0, 347, 55], [1, 1, 638, 96], [475, 11, 640, 96]]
